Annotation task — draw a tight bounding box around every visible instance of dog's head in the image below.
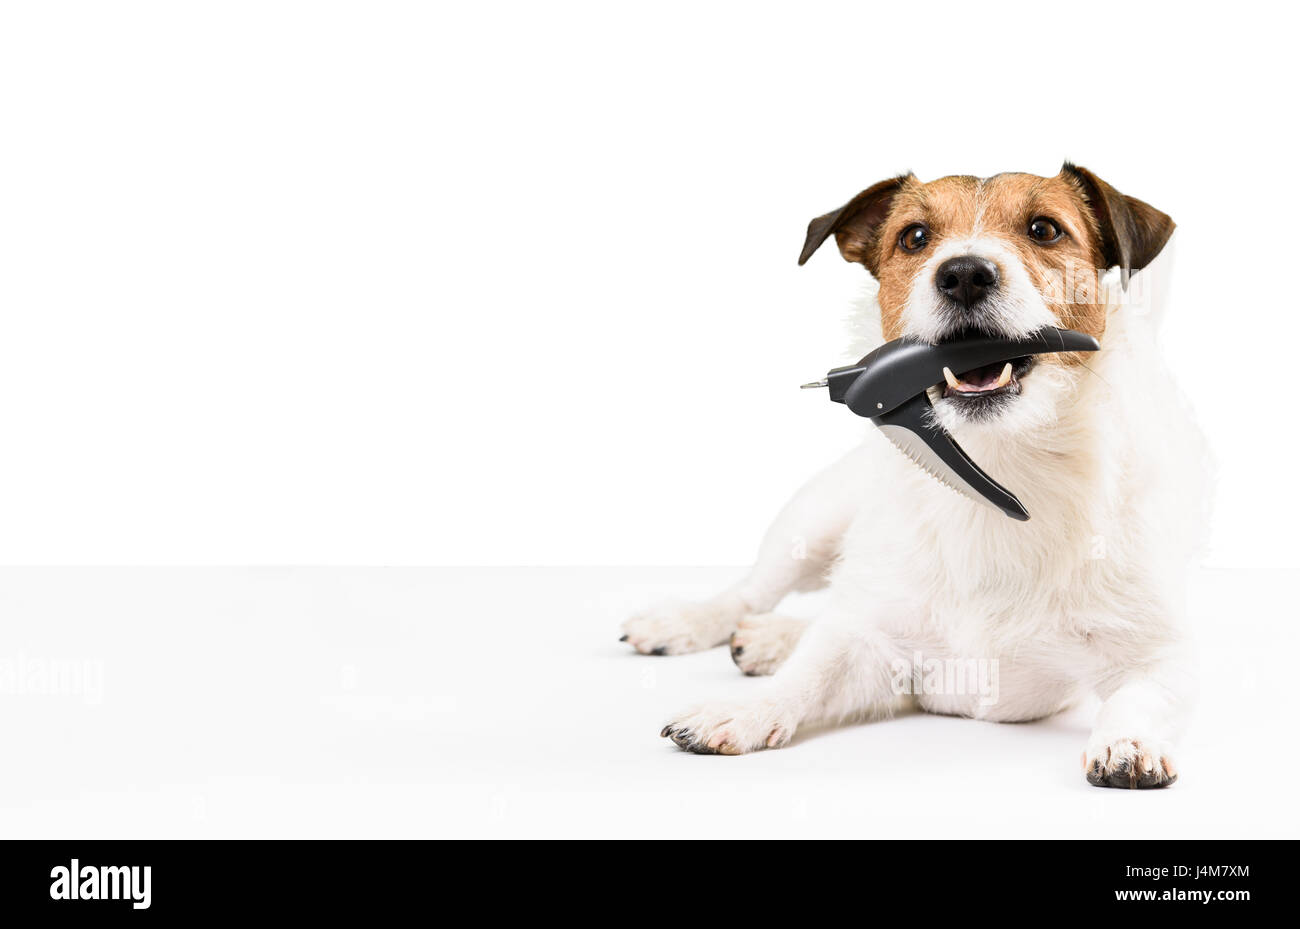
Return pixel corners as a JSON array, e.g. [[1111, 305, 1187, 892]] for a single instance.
[[799, 164, 1174, 428]]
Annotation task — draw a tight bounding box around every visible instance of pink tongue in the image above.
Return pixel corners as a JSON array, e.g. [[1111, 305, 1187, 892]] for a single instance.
[[957, 363, 1002, 389]]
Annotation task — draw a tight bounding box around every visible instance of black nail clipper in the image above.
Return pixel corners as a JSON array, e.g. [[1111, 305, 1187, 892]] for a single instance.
[[802, 327, 1100, 520]]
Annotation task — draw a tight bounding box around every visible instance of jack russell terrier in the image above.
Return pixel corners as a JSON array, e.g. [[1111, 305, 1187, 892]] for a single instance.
[[622, 164, 1208, 788]]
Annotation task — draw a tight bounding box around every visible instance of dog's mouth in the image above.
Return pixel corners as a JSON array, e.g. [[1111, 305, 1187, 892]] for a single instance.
[[941, 355, 1035, 400]]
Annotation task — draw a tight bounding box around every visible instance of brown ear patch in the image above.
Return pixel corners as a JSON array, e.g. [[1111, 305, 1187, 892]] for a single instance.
[[798, 174, 911, 272], [1061, 163, 1175, 286]]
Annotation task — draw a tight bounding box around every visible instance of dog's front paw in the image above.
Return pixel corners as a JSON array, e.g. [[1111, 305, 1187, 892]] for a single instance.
[[729, 613, 807, 676], [1084, 737, 1178, 789], [621, 597, 740, 656], [660, 700, 796, 755]]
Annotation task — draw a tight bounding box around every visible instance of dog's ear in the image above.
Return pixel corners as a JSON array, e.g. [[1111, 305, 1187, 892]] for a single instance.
[[798, 174, 910, 273], [1061, 163, 1175, 288]]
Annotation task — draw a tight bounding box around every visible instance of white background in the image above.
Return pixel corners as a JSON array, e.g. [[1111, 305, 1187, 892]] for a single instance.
[[1, 0, 1295, 567], [1, 2, 1298, 839]]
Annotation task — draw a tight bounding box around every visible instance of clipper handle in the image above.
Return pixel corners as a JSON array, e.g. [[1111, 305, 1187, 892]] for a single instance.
[[873, 393, 1029, 521]]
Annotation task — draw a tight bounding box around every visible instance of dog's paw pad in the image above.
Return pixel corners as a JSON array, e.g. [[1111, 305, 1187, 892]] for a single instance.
[[1084, 739, 1177, 789]]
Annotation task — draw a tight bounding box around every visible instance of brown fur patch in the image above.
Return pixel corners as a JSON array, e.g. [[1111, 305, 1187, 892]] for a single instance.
[[869, 172, 1109, 349], [802, 166, 1174, 364]]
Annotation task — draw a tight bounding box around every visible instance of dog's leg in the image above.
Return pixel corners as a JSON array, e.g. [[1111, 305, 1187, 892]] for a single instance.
[[1084, 651, 1194, 789], [621, 445, 868, 655], [662, 605, 910, 753]]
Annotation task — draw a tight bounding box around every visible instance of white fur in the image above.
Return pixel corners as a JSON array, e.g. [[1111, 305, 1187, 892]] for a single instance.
[[902, 235, 1052, 342], [730, 613, 809, 677], [630, 234, 1209, 786]]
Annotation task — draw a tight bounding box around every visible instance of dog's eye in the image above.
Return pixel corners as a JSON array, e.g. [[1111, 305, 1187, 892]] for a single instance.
[[1028, 217, 1063, 243], [899, 224, 929, 252]]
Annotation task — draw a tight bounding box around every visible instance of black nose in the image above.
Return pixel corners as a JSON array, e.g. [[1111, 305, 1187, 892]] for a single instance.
[[935, 256, 999, 310]]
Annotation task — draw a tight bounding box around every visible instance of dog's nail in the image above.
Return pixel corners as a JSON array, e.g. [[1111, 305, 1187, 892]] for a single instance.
[[619, 634, 628, 642], [732, 646, 744, 656], [660, 726, 672, 737], [650, 646, 667, 656]]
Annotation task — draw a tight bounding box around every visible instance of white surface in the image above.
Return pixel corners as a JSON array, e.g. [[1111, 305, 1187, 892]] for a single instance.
[[2, 566, 1294, 839], [0, 2, 1295, 568]]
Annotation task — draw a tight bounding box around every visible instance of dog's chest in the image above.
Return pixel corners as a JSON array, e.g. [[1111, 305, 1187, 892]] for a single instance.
[[843, 477, 1123, 631]]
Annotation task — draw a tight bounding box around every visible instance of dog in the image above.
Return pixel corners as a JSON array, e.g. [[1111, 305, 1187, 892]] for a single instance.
[[621, 164, 1208, 788]]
